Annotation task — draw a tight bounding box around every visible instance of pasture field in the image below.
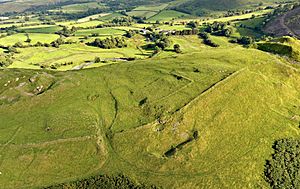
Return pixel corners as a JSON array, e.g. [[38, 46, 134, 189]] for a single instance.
[[8, 37, 153, 70], [147, 10, 190, 22], [18, 25, 63, 34], [0, 33, 59, 46], [68, 20, 104, 28], [235, 17, 266, 38], [127, 10, 158, 19], [0, 22, 25, 28], [158, 24, 190, 30], [127, 4, 169, 19], [74, 28, 126, 36], [98, 13, 124, 21], [56, 2, 106, 13], [77, 13, 111, 23], [1, 46, 300, 189], [133, 4, 169, 12], [174, 9, 272, 24]]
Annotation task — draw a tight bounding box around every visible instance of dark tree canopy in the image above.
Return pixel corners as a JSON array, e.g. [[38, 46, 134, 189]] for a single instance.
[[265, 138, 300, 189], [45, 174, 161, 189]]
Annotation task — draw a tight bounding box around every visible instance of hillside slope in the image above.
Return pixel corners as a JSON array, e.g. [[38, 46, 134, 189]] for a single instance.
[[172, 0, 288, 15], [1, 46, 300, 188]]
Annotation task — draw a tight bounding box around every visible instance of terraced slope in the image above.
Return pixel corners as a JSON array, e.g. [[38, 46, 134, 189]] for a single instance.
[[1, 46, 300, 188]]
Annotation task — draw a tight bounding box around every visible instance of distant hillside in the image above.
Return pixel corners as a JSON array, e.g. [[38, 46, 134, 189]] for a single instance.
[[171, 0, 289, 15], [0, 0, 97, 14]]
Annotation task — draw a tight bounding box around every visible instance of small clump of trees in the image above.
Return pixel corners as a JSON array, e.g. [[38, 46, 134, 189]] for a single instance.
[[203, 21, 233, 37], [111, 16, 134, 26], [55, 26, 77, 37], [124, 29, 139, 38], [198, 32, 219, 47], [264, 138, 300, 189], [45, 174, 161, 189], [87, 36, 127, 49], [229, 36, 253, 46]]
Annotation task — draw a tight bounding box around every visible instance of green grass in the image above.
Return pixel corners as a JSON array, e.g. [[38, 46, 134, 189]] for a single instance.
[[8, 37, 153, 70], [147, 10, 190, 22], [98, 13, 124, 21], [18, 25, 63, 34], [133, 4, 169, 12], [1, 45, 300, 189], [235, 17, 266, 38], [68, 21, 104, 28], [77, 13, 110, 23], [57, 2, 106, 13], [74, 28, 126, 36], [158, 24, 190, 30], [127, 4, 169, 19], [127, 10, 158, 19], [0, 33, 59, 46]]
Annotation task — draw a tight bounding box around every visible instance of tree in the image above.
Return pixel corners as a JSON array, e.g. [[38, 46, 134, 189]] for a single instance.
[[238, 36, 253, 45], [25, 33, 31, 43], [174, 44, 182, 53]]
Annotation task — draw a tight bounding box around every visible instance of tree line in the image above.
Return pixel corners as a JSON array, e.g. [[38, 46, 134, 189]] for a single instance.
[[87, 36, 127, 49]]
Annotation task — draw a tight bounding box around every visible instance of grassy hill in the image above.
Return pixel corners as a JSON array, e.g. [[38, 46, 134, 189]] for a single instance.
[[1, 44, 300, 188]]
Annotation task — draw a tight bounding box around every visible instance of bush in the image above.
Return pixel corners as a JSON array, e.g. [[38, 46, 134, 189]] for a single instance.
[[174, 44, 182, 53], [94, 56, 101, 63]]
